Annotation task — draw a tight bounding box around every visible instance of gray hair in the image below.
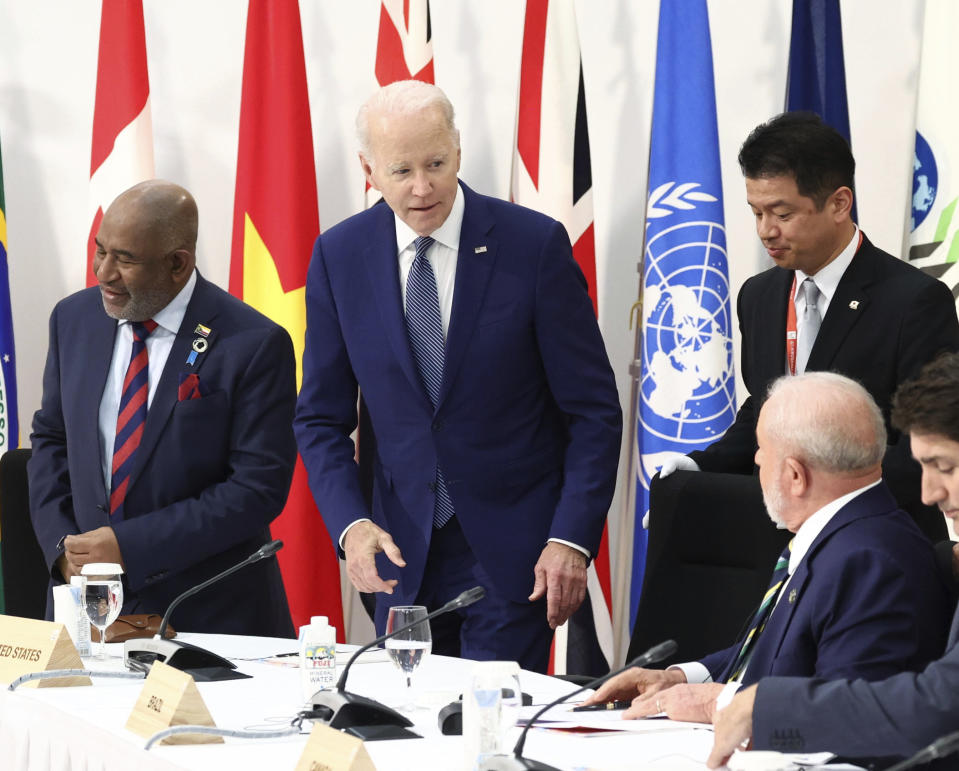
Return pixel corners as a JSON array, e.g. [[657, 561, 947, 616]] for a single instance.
[[763, 372, 886, 473], [355, 80, 459, 159]]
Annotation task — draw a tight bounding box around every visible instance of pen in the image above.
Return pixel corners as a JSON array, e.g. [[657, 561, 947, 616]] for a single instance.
[[571, 700, 630, 712]]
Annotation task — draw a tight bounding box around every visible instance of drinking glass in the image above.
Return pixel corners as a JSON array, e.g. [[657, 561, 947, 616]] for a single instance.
[[81, 563, 124, 660], [385, 605, 431, 710]]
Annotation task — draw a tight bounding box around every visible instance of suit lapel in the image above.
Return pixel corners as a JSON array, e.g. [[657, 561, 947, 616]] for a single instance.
[[81, 291, 121, 509], [437, 184, 496, 409], [128, 274, 221, 489], [362, 205, 430, 405], [806, 240, 873, 371]]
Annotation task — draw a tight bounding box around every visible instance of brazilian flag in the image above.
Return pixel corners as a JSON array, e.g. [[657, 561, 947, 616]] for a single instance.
[[0, 139, 20, 614]]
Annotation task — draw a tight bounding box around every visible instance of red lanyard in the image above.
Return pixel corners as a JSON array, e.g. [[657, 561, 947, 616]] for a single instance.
[[785, 230, 863, 375]]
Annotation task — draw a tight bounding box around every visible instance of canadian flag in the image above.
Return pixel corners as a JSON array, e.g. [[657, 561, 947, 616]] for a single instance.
[[86, 0, 154, 286], [511, 0, 612, 675]]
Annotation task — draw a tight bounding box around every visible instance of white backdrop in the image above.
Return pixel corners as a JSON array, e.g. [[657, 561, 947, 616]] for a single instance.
[[0, 0, 925, 651]]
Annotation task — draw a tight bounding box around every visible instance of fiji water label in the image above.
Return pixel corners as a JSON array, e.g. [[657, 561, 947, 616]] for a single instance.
[[304, 643, 336, 690]]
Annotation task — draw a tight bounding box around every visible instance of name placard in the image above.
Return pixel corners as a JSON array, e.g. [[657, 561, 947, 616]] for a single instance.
[[295, 723, 376, 771], [0, 614, 90, 687], [125, 660, 222, 745]]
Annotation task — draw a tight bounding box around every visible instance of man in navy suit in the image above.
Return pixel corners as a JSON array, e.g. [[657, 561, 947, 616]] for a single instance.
[[584, 372, 950, 715], [294, 80, 621, 671], [708, 353, 959, 768], [29, 180, 296, 637], [656, 113, 959, 541]]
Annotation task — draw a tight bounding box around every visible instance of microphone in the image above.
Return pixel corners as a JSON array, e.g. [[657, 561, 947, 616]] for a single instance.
[[311, 585, 487, 730], [124, 539, 284, 679], [883, 730, 959, 771], [482, 640, 678, 771]]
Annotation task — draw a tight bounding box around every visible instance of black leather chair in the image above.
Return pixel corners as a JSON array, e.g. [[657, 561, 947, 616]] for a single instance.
[[627, 470, 791, 668], [0, 448, 48, 619]]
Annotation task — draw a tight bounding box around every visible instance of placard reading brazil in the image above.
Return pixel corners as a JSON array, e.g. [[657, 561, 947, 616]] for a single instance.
[[640, 220, 736, 450]]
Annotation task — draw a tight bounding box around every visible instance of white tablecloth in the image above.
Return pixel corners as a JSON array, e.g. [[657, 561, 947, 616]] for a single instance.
[[0, 633, 778, 771]]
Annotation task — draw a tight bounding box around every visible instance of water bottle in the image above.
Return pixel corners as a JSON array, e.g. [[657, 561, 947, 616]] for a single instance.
[[463, 661, 522, 770], [300, 615, 337, 701]]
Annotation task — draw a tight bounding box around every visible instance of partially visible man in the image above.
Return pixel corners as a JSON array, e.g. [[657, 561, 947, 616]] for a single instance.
[[708, 353, 959, 768], [657, 112, 959, 541], [294, 81, 621, 672], [30, 180, 296, 636], [585, 372, 951, 716]]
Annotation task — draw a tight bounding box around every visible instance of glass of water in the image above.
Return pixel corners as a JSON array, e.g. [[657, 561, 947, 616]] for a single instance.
[[385, 605, 431, 710], [81, 563, 124, 660]]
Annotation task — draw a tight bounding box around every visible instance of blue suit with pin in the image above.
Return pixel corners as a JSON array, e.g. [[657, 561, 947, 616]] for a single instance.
[[294, 181, 622, 670], [29, 272, 296, 637]]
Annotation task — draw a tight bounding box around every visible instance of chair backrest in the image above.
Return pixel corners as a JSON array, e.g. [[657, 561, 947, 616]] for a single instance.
[[627, 470, 791, 668], [0, 448, 48, 619]]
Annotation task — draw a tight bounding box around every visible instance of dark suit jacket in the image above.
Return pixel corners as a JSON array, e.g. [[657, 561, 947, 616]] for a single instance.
[[29, 273, 296, 636], [699, 484, 951, 686], [690, 236, 959, 538], [294, 182, 622, 608], [754, 589, 959, 760]]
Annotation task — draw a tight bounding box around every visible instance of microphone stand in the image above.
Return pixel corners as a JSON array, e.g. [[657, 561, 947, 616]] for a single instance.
[[124, 540, 283, 679], [312, 586, 486, 730], [482, 639, 679, 771], [884, 730, 959, 771]]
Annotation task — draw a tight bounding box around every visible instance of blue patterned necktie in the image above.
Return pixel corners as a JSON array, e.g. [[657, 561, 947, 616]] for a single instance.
[[722, 539, 794, 682], [405, 236, 455, 529]]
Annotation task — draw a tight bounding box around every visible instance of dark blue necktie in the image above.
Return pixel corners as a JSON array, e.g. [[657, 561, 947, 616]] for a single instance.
[[405, 236, 455, 529]]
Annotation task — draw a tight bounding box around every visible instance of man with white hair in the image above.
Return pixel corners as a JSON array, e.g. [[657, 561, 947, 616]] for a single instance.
[[294, 80, 621, 671], [583, 372, 950, 715]]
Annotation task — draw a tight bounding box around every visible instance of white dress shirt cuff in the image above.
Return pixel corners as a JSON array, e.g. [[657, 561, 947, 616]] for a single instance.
[[339, 518, 372, 551], [670, 661, 711, 684], [547, 538, 590, 560]]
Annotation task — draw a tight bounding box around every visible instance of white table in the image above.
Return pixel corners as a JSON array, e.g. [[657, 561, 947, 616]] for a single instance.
[[0, 633, 818, 771]]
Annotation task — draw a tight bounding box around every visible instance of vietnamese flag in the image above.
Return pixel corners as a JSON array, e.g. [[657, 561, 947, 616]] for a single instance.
[[229, 0, 343, 635]]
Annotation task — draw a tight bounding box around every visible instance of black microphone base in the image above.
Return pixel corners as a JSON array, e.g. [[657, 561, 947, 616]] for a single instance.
[[311, 689, 413, 729], [478, 755, 561, 771], [124, 638, 249, 681]]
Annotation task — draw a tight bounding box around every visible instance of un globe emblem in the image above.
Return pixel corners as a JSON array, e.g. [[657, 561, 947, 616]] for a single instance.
[[640, 219, 736, 447]]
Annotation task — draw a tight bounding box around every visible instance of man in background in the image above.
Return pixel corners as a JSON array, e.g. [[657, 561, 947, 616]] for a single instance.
[[658, 112, 959, 541], [30, 180, 295, 636]]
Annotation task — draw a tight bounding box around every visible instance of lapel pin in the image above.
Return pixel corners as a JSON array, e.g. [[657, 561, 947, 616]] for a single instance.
[[474, 245, 488, 254], [788, 588, 798, 604], [186, 333, 212, 366], [194, 323, 211, 337], [849, 300, 860, 310]]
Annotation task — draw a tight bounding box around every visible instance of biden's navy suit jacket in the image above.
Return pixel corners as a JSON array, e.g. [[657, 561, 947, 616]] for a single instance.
[[294, 182, 622, 617]]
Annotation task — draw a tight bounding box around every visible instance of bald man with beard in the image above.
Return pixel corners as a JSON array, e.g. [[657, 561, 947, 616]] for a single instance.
[[29, 180, 296, 636]]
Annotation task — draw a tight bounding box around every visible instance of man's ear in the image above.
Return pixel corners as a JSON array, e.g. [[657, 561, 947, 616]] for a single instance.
[[169, 249, 193, 280], [359, 153, 377, 189], [783, 456, 809, 497], [830, 186, 854, 221]]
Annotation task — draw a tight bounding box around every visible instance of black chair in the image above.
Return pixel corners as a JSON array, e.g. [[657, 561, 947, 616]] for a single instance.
[[627, 470, 791, 668], [0, 448, 48, 619]]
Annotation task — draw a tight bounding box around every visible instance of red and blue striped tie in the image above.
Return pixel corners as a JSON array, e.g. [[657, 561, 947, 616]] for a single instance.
[[110, 320, 158, 519]]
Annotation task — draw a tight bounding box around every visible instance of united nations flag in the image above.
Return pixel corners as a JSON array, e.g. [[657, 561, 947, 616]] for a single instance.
[[631, 0, 736, 622]]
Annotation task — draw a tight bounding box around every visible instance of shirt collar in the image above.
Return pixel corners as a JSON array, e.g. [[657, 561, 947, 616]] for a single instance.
[[117, 269, 197, 335], [787, 477, 881, 574], [795, 225, 859, 304], [393, 182, 465, 255]]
